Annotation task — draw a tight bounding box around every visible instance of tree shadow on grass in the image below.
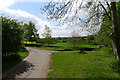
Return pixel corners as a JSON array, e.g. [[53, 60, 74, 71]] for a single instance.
[[2, 61, 35, 79]]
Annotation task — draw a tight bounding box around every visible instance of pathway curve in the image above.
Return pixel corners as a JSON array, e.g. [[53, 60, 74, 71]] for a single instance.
[[2, 47, 59, 79]]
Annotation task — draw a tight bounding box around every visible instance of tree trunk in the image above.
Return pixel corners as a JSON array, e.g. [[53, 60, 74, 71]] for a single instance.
[[110, 32, 117, 57], [111, 2, 120, 60]]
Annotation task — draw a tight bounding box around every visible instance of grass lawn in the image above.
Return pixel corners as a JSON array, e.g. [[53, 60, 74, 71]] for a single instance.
[[28, 42, 99, 51], [48, 47, 120, 78], [3, 49, 29, 72], [28, 42, 69, 51], [50, 42, 69, 47], [50, 43, 99, 49], [30, 46, 66, 51], [29, 42, 69, 51], [78, 44, 99, 48]]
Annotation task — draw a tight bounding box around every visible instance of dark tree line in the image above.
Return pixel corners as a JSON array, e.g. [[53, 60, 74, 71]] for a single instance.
[[1, 16, 39, 56]]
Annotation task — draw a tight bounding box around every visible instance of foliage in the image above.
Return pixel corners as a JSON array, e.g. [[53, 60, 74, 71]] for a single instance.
[[110, 60, 120, 73], [67, 37, 83, 49], [2, 16, 24, 56], [42, 1, 120, 60], [42, 25, 53, 46], [86, 35, 96, 45], [67, 30, 85, 49], [24, 21, 39, 41], [95, 33, 112, 47], [95, 14, 112, 47]]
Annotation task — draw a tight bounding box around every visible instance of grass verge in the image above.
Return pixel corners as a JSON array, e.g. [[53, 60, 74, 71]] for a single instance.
[[48, 47, 120, 78]]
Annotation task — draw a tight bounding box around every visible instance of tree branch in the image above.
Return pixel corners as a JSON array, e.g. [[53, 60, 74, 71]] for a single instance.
[[99, 2, 111, 21]]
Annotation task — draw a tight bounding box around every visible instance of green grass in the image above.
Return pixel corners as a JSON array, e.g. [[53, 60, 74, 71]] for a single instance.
[[50, 42, 69, 47], [50, 43, 99, 48], [3, 50, 29, 72], [78, 44, 99, 48], [29, 42, 99, 51], [48, 47, 120, 78], [30, 46, 66, 51], [18, 51, 29, 60], [27, 42, 69, 51]]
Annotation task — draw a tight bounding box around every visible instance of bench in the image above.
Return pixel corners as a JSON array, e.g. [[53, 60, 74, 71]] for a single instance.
[[78, 48, 95, 54]]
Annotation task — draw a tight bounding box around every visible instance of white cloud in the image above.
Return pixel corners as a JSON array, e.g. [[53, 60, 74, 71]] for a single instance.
[[0, 0, 51, 9], [0, 8, 76, 38], [17, 0, 51, 2], [0, 0, 16, 8], [0, 8, 52, 37], [0, 0, 91, 38]]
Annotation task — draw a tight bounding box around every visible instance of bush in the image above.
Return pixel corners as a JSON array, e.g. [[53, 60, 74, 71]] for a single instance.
[[20, 47, 28, 52], [3, 53, 21, 61], [110, 60, 120, 73], [2, 16, 24, 56]]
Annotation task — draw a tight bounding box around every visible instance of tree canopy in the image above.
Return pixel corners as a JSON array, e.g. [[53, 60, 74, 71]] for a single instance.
[[42, 25, 53, 45], [24, 21, 39, 41], [42, 1, 120, 60]]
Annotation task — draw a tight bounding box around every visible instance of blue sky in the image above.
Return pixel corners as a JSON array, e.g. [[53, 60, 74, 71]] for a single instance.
[[9, 2, 46, 19], [9, 2, 59, 26], [0, 0, 93, 37]]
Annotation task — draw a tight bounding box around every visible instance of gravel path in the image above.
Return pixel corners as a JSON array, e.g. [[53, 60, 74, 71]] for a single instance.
[[2, 47, 59, 79]]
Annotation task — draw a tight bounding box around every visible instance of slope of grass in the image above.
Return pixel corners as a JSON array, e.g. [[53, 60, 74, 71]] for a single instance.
[[3, 48, 29, 72], [30, 46, 66, 51], [29, 42, 99, 51], [78, 44, 99, 48], [48, 47, 120, 78], [50, 42, 68, 47], [50, 43, 99, 48]]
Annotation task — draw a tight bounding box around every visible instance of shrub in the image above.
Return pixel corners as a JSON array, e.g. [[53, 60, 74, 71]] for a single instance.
[[110, 60, 120, 73], [3, 53, 21, 61], [2, 16, 24, 56]]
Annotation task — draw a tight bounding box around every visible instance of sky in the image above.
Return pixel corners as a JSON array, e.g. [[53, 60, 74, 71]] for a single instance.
[[0, 0, 91, 38]]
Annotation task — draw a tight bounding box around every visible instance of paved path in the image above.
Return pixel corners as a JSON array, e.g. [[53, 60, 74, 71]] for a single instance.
[[2, 47, 59, 79]]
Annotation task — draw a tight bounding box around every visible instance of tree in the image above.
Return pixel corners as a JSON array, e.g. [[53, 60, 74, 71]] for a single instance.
[[2, 16, 24, 56], [42, 25, 52, 46], [42, 1, 120, 60], [24, 21, 39, 41], [67, 30, 82, 49], [95, 28, 112, 47], [95, 14, 112, 47], [86, 35, 95, 45]]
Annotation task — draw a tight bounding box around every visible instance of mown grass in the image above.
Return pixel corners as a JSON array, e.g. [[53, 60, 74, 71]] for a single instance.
[[50, 42, 69, 47], [50, 43, 99, 48], [3, 48, 29, 72], [28, 42, 99, 51], [48, 47, 120, 78], [78, 44, 99, 48], [30, 46, 66, 51]]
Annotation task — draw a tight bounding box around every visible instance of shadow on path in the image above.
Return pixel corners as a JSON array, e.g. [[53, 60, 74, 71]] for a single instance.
[[2, 61, 35, 79], [2, 47, 60, 79]]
